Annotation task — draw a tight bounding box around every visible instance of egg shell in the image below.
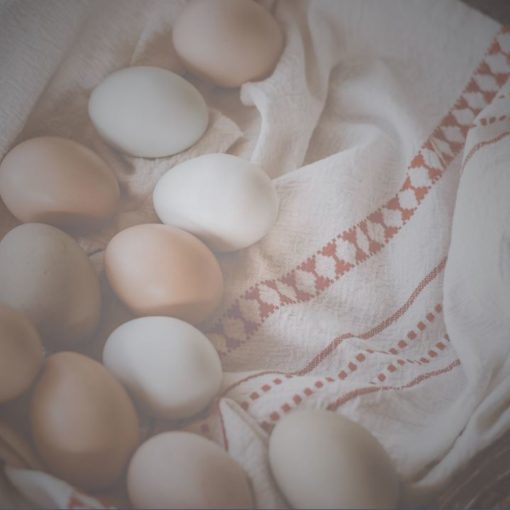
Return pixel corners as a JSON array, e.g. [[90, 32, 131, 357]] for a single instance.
[[103, 316, 222, 420], [29, 352, 140, 490], [88, 66, 208, 158], [127, 431, 254, 509], [0, 137, 119, 230], [0, 418, 43, 470], [269, 410, 399, 509], [153, 153, 279, 252], [0, 304, 44, 404], [0, 224, 101, 348], [172, 0, 284, 87], [104, 224, 223, 324]]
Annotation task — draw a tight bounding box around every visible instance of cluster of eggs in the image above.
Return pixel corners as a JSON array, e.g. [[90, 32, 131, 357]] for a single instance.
[[0, 1, 399, 508]]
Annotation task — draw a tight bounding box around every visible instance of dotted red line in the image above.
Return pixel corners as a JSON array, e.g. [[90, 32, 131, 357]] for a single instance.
[[476, 114, 510, 126], [257, 358, 461, 433], [462, 130, 510, 173], [240, 303, 445, 414], [219, 259, 446, 403], [371, 336, 449, 384], [326, 358, 461, 413]]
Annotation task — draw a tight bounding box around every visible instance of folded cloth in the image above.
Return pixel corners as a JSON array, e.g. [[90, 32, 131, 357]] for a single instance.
[[431, 82, 510, 493], [0, 0, 509, 507]]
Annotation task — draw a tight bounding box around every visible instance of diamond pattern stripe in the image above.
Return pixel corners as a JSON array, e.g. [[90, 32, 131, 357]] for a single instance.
[[206, 28, 510, 357]]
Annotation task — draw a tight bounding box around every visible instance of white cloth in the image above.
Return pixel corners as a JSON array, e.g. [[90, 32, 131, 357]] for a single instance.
[[1, 0, 509, 507]]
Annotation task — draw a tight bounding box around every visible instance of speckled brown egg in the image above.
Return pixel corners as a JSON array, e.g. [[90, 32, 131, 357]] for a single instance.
[[0, 223, 101, 348], [29, 352, 140, 491], [172, 0, 284, 87], [104, 224, 223, 324], [0, 304, 44, 404], [0, 137, 119, 230]]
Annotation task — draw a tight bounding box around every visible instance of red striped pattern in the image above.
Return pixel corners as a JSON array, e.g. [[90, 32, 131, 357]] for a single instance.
[[462, 130, 510, 172], [257, 324, 451, 424], [327, 359, 461, 412], [476, 113, 510, 126], [257, 359, 461, 433], [219, 257, 446, 403], [370, 336, 449, 384], [236, 300, 446, 413]]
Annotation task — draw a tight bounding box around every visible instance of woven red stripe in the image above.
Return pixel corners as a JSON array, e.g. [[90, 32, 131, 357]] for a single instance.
[[260, 330, 451, 420], [297, 258, 447, 374], [373, 336, 450, 383], [326, 359, 461, 412], [462, 130, 510, 172], [234, 311, 446, 414], [221, 258, 446, 401], [258, 358, 461, 432]]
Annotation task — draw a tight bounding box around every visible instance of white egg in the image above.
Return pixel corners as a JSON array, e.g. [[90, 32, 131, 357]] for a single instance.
[[269, 410, 399, 509], [153, 153, 279, 252], [88, 66, 208, 158], [102, 316, 223, 420], [127, 431, 254, 509]]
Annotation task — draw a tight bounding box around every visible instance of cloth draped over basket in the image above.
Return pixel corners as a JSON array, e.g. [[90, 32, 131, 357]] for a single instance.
[[0, 0, 509, 507]]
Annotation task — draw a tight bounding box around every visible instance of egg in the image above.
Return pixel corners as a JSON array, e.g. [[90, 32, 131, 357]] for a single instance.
[[268, 410, 399, 509], [103, 316, 222, 420], [0, 418, 43, 470], [0, 137, 119, 230], [89, 66, 208, 158], [153, 153, 279, 252], [172, 0, 284, 87], [0, 223, 101, 348], [29, 352, 140, 490], [104, 224, 223, 324], [127, 431, 254, 509], [0, 305, 44, 404]]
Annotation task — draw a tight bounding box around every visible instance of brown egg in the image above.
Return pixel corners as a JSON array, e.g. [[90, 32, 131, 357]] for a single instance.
[[0, 418, 43, 470], [0, 223, 101, 348], [105, 224, 223, 324], [0, 137, 119, 230], [172, 0, 284, 87], [127, 431, 254, 509], [0, 305, 44, 404], [29, 352, 140, 491]]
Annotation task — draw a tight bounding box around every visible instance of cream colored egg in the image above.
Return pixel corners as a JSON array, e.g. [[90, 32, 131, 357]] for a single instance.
[[0, 224, 101, 348], [269, 410, 399, 509], [0, 304, 44, 404], [172, 0, 284, 87], [103, 316, 223, 420], [30, 352, 140, 490], [104, 224, 223, 324], [0, 137, 119, 230], [127, 431, 254, 509], [153, 153, 279, 252], [89, 66, 208, 157]]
